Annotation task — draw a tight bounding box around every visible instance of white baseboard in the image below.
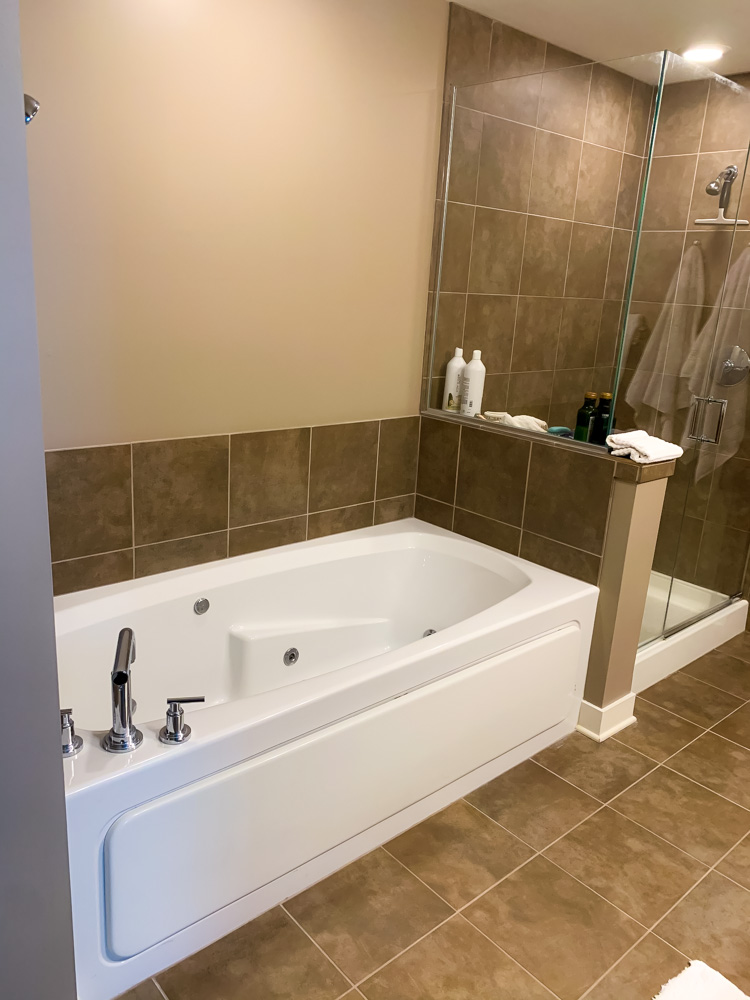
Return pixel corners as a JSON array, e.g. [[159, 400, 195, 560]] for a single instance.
[[577, 692, 637, 742], [633, 600, 748, 693]]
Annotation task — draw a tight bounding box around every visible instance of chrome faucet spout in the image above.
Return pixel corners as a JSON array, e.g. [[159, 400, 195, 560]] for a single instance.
[[102, 627, 143, 753]]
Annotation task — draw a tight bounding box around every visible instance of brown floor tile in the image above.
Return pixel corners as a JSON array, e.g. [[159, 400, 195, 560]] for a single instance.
[[668, 733, 750, 809], [384, 800, 533, 908], [544, 808, 706, 925], [718, 631, 750, 663], [116, 982, 163, 1000], [717, 834, 750, 889], [464, 856, 642, 1000], [682, 650, 750, 699], [641, 671, 743, 727], [359, 915, 554, 1000], [285, 849, 452, 983], [156, 906, 348, 1000], [656, 871, 750, 993], [613, 698, 703, 763], [585, 935, 687, 1000], [533, 732, 654, 800], [466, 759, 599, 850], [611, 767, 750, 865], [713, 702, 750, 750]]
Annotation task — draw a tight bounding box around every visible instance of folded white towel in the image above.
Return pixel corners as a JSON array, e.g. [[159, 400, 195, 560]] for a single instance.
[[654, 960, 748, 999], [484, 411, 548, 433], [605, 429, 683, 464]]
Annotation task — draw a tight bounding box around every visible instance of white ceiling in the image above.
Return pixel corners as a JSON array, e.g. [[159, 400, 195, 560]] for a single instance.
[[462, 0, 750, 76]]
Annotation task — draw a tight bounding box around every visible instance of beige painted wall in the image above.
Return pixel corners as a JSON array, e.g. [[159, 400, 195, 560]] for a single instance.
[[20, 0, 447, 448]]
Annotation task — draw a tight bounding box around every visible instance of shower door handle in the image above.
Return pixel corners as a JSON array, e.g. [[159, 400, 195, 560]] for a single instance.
[[686, 396, 728, 444]]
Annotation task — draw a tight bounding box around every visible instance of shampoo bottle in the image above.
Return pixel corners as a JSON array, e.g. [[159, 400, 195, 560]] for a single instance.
[[460, 350, 486, 417], [442, 347, 466, 412]]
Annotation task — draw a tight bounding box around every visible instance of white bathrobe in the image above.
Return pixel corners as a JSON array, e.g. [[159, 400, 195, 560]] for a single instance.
[[680, 246, 750, 480], [625, 243, 705, 439]]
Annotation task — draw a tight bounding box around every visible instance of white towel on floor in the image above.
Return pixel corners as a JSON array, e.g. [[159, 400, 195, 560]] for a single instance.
[[606, 429, 683, 463], [654, 960, 748, 999]]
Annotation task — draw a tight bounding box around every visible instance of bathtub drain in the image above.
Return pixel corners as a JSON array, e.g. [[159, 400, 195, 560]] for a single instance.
[[284, 647, 300, 666]]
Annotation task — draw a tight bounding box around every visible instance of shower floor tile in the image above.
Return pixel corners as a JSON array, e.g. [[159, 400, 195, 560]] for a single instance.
[[117, 650, 750, 1000]]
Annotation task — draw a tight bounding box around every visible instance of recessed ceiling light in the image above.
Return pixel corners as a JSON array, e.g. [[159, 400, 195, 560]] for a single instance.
[[682, 44, 728, 63]]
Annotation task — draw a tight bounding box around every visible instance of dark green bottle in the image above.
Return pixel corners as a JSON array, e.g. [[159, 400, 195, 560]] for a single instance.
[[590, 392, 613, 445], [574, 392, 598, 442]]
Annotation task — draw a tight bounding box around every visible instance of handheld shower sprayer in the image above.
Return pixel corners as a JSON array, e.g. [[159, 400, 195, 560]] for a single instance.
[[706, 164, 738, 211]]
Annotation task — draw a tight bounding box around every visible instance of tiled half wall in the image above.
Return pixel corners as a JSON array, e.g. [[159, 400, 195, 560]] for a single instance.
[[46, 419, 420, 595], [416, 415, 624, 587]]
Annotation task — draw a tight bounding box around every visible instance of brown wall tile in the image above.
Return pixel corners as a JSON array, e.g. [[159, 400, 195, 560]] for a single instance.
[[537, 65, 592, 139], [308, 503, 374, 539], [455, 425, 530, 525], [557, 299, 602, 369], [46, 445, 132, 561], [376, 417, 419, 500], [512, 297, 563, 372], [489, 23, 546, 81], [653, 80, 708, 156], [230, 427, 309, 528], [584, 65, 632, 150], [642, 155, 696, 231], [463, 295, 516, 373], [520, 531, 601, 584], [616, 154, 645, 229], [626, 80, 655, 157], [476, 116, 535, 212], [440, 202, 475, 292], [528, 131, 582, 220], [431, 292, 466, 377], [565, 223, 612, 298], [415, 494, 454, 529], [448, 107, 483, 204], [507, 370, 554, 420], [132, 436, 229, 546], [52, 549, 133, 596], [524, 442, 613, 553], [544, 45, 590, 71], [483, 373, 510, 411], [631, 232, 686, 303], [417, 417, 460, 503], [135, 532, 227, 578], [375, 495, 416, 524], [478, 74, 542, 125], [520, 216, 572, 296], [309, 421, 378, 512], [229, 515, 307, 557], [575, 144, 622, 227], [701, 75, 750, 152], [445, 4, 492, 90], [453, 507, 521, 553], [469, 207, 526, 294]]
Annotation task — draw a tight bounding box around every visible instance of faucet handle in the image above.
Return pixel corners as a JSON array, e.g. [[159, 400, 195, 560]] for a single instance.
[[61, 708, 83, 758], [159, 697, 205, 746]]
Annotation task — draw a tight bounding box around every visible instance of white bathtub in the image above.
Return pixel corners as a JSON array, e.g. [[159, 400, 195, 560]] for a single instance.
[[57, 519, 598, 1000]]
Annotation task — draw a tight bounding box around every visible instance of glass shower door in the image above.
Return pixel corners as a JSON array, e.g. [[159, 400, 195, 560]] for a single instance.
[[630, 55, 750, 643]]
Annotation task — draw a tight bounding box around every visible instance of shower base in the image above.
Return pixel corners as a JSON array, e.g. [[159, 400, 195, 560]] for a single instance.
[[633, 573, 747, 693]]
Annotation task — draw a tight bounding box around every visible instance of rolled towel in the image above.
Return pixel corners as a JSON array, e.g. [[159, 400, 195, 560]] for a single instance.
[[606, 429, 683, 464], [484, 411, 548, 433]]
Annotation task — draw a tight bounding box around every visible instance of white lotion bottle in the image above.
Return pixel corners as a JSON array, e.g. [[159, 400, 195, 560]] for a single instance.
[[442, 347, 466, 412], [460, 350, 486, 416]]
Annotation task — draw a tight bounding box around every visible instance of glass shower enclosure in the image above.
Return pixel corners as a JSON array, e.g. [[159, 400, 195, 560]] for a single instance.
[[424, 47, 750, 648]]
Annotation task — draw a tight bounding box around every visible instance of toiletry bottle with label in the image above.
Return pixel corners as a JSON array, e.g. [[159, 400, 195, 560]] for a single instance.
[[590, 392, 613, 445], [574, 392, 598, 442], [442, 347, 466, 412], [460, 350, 486, 417]]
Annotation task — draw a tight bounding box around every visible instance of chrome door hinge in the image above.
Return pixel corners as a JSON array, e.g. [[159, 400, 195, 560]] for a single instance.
[[686, 395, 728, 444]]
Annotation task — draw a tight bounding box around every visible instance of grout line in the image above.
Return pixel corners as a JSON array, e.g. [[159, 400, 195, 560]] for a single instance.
[[635, 690, 738, 730], [380, 845, 457, 911], [129, 443, 136, 579], [350, 913, 456, 989], [560, 69, 594, 302], [281, 904, 357, 993], [455, 913, 565, 1000], [151, 978, 170, 1000], [450, 425, 462, 531], [680, 665, 750, 701]]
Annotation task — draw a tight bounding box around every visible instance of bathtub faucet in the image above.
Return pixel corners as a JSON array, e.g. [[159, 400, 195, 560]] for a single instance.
[[102, 627, 144, 753]]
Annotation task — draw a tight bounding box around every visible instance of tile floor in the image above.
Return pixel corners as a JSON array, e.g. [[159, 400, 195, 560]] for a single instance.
[[121, 631, 750, 1000]]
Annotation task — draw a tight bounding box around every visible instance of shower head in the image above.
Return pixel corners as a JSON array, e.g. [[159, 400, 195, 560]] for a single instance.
[[24, 94, 39, 124]]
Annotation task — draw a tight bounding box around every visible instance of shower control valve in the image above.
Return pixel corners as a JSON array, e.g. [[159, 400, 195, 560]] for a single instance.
[[158, 697, 205, 745]]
